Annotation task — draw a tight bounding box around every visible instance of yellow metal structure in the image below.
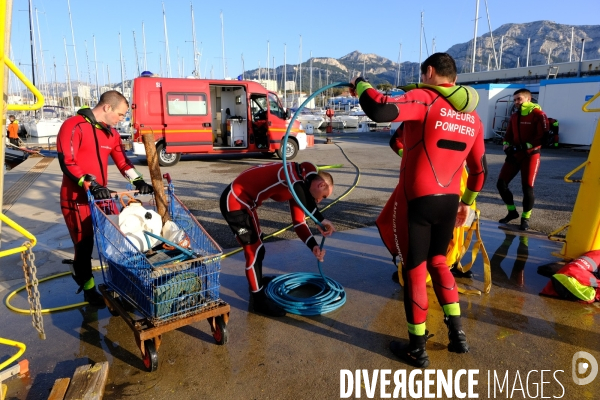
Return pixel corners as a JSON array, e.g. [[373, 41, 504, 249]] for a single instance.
[[557, 91, 600, 259], [0, 213, 37, 258], [1, 0, 45, 378], [0, 338, 25, 372]]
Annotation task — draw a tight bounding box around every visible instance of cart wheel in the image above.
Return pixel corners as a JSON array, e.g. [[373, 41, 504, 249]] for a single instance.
[[142, 340, 159, 372], [212, 315, 228, 345], [108, 305, 120, 317]]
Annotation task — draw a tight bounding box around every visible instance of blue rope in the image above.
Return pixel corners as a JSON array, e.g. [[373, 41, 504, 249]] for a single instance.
[[267, 82, 350, 315]]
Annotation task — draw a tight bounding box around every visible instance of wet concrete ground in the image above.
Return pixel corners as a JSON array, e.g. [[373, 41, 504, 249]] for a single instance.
[[1, 134, 599, 399]]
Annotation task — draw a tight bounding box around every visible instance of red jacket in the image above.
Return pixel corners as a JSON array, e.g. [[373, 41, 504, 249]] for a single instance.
[[359, 84, 486, 201], [227, 161, 323, 248], [57, 113, 134, 204], [504, 103, 548, 148]]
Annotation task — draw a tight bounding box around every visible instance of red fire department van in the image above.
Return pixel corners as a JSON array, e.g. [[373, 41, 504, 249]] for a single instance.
[[130, 77, 308, 167]]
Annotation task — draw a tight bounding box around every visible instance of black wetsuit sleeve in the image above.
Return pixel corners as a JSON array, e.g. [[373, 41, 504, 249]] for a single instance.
[[292, 181, 324, 222]]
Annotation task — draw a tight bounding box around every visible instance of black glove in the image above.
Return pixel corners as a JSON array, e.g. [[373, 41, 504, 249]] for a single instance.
[[89, 180, 112, 200], [133, 179, 154, 194]]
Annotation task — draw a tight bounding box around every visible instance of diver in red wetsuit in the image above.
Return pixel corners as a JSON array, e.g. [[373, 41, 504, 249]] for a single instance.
[[57, 91, 153, 307], [351, 53, 487, 368], [497, 88, 548, 231], [220, 161, 335, 317]]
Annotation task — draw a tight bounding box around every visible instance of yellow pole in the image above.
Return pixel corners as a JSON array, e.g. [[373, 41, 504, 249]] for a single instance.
[[1, 0, 10, 223], [559, 91, 600, 258]]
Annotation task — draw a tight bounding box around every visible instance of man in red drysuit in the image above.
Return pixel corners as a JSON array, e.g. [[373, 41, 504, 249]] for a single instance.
[[220, 161, 335, 317], [57, 90, 153, 306], [351, 52, 487, 368], [497, 88, 548, 231]]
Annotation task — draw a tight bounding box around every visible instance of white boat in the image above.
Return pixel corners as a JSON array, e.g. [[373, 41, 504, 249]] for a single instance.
[[25, 117, 63, 138], [335, 114, 360, 128], [295, 113, 325, 130], [24, 106, 66, 138]]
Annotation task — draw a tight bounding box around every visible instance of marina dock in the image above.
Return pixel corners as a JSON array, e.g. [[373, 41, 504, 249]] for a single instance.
[[1, 134, 598, 399]]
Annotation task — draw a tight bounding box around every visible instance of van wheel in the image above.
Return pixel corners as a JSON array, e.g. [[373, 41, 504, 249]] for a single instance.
[[276, 139, 298, 160], [156, 143, 181, 167]]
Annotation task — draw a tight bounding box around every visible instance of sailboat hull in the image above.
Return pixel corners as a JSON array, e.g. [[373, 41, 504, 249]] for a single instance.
[[25, 118, 63, 137]]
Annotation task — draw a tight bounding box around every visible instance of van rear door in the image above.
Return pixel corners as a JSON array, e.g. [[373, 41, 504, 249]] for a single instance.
[[162, 82, 213, 153]]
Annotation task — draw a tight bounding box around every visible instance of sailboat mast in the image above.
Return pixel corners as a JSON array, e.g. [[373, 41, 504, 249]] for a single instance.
[[569, 27, 574, 62], [283, 43, 286, 108], [133, 31, 140, 77], [28, 0, 36, 87], [221, 11, 226, 78], [64, 37, 74, 111], [162, 2, 172, 78], [266, 40, 270, 83], [309, 51, 312, 96], [418, 11, 423, 83], [397, 43, 402, 87], [93, 36, 100, 102], [241, 54, 245, 80], [191, 3, 199, 77], [471, 0, 479, 73], [483, 0, 498, 69], [299, 35, 302, 100], [499, 36, 504, 69], [119, 32, 125, 94], [67, 0, 81, 84], [53, 57, 59, 106], [35, 8, 48, 99], [84, 40, 92, 102], [142, 22, 148, 71]]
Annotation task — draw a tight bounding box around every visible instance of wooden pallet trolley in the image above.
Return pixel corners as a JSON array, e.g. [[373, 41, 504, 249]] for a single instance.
[[89, 184, 229, 372]]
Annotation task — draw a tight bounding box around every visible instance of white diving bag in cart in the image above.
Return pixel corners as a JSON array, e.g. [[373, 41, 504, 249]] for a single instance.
[[118, 202, 162, 252]]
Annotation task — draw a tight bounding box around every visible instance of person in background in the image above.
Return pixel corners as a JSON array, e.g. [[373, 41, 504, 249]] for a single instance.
[[546, 117, 559, 148], [7, 114, 19, 146], [220, 161, 335, 317], [497, 88, 548, 231], [57, 90, 153, 307], [350, 52, 487, 368]]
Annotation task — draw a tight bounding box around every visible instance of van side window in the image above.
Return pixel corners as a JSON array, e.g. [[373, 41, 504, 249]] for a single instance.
[[268, 93, 285, 119], [167, 93, 208, 115]]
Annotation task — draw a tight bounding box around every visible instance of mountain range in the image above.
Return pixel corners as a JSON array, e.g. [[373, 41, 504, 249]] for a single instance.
[[245, 20, 600, 90]]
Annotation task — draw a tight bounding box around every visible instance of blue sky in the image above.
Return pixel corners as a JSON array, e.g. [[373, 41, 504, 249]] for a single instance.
[[7, 0, 597, 86]]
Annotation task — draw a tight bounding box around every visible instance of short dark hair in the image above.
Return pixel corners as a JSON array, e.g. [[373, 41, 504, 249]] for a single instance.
[[316, 170, 333, 187], [513, 88, 531, 97], [97, 90, 129, 109], [8, 114, 15, 119], [421, 53, 457, 81]]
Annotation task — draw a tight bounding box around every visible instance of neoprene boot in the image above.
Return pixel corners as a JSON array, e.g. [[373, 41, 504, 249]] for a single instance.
[[499, 210, 519, 224], [251, 289, 286, 317], [390, 333, 430, 368], [519, 218, 530, 231], [83, 287, 106, 308], [444, 316, 469, 353]]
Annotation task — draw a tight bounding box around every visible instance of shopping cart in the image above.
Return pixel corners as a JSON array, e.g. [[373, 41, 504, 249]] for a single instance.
[[88, 177, 229, 372]]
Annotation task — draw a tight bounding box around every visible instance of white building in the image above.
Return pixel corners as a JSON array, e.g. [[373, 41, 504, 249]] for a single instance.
[[284, 81, 296, 92], [77, 85, 91, 100]]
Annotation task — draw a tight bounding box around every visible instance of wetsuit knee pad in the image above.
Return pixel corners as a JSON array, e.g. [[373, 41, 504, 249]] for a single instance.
[[224, 209, 259, 245]]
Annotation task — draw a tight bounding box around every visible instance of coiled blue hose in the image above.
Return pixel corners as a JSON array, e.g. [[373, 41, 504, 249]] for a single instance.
[[265, 82, 351, 315]]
